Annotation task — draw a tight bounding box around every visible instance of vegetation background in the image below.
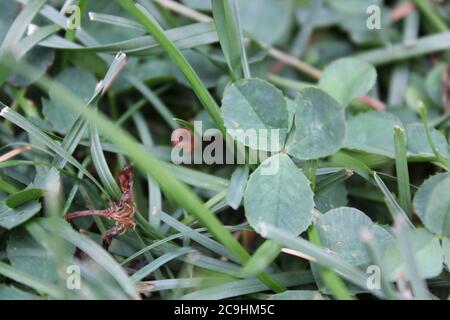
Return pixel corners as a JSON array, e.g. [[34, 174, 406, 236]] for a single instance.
[[0, 0, 449, 300]]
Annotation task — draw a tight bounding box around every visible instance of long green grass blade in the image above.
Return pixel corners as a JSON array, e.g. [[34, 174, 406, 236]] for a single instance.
[[132, 112, 162, 227], [130, 247, 193, 282], [118, 0, 225, 135], [157, 210, 237, 262], [240, 240, 281, 278], [211, 0, 243, 79], [355, 31, 450, 65], [259, 222, 384, 299], [394, 126, 412, 218], [373, 172, 414, 228]]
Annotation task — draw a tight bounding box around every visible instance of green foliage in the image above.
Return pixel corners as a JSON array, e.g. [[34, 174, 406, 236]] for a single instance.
[[0, 201, 41, 230], [413, 172, 450, 236], [222, 78, 289, 151], [42, 68, 98, 133], [7, 226, 75, 282], [244, 154, 314, 235], [316, 207, 393, 269], [319, 58, 377, 107], [344, 111, 404, 157], [286, 88, 346, 160], [268, 290, 327, 300], [383, 228, 444, 280], [0, 0, 449, 302]]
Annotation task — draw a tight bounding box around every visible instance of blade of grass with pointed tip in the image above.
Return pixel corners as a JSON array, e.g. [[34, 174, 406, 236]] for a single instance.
[[90, 52, 128, 200], [88, 11, 145, 30], [157, 210, 237, 263], [373, 172, 414, 228], [16, 24, 60, 59], [211, 0, 242, 79], [132, 112, 162, 227], [418, 106, 450, 171], [52, 52, 127, 169], [0, 105, 105, 194], [40, 22, 218, 56]]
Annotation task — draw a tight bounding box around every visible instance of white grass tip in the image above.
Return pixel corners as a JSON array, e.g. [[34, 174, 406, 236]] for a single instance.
[[393, 125, 405, 133], [0, 106, 11, 116], [115, 51, 127, 61]]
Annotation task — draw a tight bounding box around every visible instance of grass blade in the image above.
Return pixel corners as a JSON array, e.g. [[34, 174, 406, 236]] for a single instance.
[[16, 24, 60, 59], [157, 210, 237, 263], [39, 218, 137, 298], [0, 0, 48, 85], [0, 0, 47, 50], [132, 112, 162, 227], [412, 0, 448, 33], [259, 222, 384, 299], [373, 172, 414, 228], [90, 123, 121, 199], [211, 0, 243, 79], [0, 261, 64, 298], [240, 240, 281, 278], [130, 247, 194, 282], [355, 31, 450, 65], [124, 73, 177, 129], [118, 0, 225, 135], [231, 0, 250, 78], [180, 271, 313, 300], [0, 105, 105, 194], [394, 125, 412, 218]]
